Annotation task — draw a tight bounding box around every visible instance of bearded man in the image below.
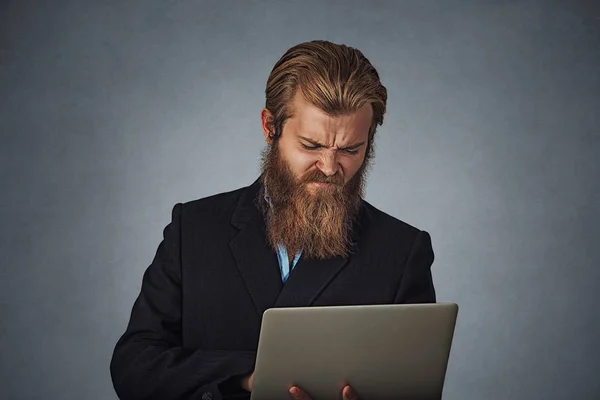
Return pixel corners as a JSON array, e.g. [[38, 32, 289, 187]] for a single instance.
[[110, 40, 436, 400]]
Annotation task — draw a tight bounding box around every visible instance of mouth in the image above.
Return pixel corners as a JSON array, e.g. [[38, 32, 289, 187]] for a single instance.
[[308, 182, 336, 189]]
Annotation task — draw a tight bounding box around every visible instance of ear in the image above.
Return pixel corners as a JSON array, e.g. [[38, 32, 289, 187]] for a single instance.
[[260, 108, 275, 144]]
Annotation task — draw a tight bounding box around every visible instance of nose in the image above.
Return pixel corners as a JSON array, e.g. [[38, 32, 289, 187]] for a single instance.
[[316, 149, 340, 177]]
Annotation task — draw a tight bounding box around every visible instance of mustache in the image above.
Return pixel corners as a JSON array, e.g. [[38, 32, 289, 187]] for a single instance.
[[300, 170, 344, 186]]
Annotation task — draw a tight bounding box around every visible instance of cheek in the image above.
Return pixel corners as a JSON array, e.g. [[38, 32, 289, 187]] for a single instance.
[[293, 153, 318, 173], [340, 157, 364, 181], [282, 148, 317, 175]]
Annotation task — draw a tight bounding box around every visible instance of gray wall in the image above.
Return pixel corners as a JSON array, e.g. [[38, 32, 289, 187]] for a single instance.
[[1, 1, 599, 399]]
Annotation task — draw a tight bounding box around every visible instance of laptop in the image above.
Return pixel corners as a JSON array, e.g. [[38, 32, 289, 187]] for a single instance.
[[250, 303, 458, 400]]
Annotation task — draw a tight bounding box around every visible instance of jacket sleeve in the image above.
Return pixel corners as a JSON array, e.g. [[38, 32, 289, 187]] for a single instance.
[[110, 203, 255, 400], [394, 230, 437, 304]]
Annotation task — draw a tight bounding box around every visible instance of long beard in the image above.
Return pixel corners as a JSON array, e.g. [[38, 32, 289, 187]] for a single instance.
[[259, 142, 370, 260]]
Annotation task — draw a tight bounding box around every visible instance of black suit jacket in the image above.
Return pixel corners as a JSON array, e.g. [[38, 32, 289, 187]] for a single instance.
[[110, 179, 436, 400]]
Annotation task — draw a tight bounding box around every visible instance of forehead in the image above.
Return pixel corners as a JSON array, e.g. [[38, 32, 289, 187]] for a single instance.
[[286, 92, 372, 143]]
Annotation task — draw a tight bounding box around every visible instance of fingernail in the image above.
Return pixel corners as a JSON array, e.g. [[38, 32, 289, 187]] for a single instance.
[[290, 387, 298, 395]]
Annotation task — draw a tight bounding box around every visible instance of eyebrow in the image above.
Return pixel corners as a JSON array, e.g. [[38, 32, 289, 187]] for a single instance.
[[299, 136, 366, 151]]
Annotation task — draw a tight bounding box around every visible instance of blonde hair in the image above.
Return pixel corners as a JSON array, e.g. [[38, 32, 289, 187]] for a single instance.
[[265, 40, 387, 147]]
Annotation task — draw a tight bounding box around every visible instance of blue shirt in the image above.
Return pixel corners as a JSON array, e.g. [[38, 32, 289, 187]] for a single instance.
[[276, 244, 302, 283], [264, 186, 303, 282]]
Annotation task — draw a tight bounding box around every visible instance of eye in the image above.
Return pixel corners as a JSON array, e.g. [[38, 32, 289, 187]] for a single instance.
[[342, 148, 359, 155], [301, 143, 320, 151]]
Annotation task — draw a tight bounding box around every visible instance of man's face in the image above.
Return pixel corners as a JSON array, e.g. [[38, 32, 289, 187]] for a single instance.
[[259, 92, 374, 259], [265, 92, 373, 191]]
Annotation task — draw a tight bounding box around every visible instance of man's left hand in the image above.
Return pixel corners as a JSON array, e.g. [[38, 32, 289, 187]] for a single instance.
[[288, 384, 358, 400]]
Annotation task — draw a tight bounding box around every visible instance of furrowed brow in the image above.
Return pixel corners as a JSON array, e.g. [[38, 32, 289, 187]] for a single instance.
[[338, 141, 366, 151], [298, 136, 325, 146]]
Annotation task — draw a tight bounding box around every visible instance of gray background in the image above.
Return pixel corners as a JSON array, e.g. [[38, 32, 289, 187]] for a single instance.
[[1, 0, 599, 399]]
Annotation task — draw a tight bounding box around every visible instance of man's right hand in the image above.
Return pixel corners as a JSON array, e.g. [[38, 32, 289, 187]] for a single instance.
[[240, 372, 254, 392]]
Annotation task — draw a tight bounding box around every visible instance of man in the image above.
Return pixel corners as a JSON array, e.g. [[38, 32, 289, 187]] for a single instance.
[[110, 40, 436, 400]]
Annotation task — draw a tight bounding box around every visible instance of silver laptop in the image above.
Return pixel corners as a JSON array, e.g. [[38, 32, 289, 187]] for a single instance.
[[251, 303, 458, 400]]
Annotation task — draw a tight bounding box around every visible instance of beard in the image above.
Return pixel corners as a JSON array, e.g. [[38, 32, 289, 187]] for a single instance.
[[259, 141, 371, 260]]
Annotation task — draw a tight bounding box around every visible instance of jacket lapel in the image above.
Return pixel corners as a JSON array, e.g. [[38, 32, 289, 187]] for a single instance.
[[274, 204, 367, 308], [229, 179, 283, 318], [273, 255, 349, 308]]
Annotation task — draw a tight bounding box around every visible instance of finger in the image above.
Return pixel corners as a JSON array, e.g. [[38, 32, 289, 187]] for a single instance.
[[289, 385, 312, 400], [248, 372, 254, 392], [342, 385, 358, 400]]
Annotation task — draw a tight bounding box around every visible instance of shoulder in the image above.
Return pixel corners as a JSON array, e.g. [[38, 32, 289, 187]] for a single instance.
[[184, 186, 246, 211], [358, 200, 434, 261], [170, 185, 248, 223], [361, 200, 423, 238]]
